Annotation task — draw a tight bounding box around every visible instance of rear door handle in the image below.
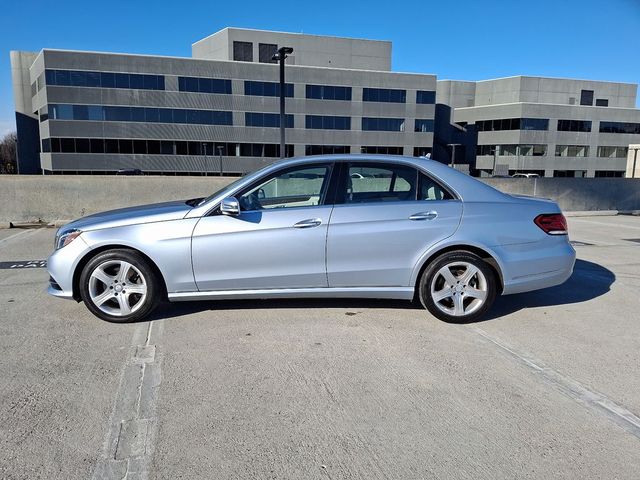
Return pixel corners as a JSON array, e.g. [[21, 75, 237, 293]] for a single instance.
[[409, 211, 438, 221], [293, 218, 322, 228]]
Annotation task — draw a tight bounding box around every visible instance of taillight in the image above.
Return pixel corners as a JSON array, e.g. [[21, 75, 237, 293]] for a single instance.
[[534, 214, 568, 235]]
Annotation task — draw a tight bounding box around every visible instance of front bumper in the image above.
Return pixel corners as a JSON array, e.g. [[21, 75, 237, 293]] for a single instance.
[[46, 235, 92, 300]]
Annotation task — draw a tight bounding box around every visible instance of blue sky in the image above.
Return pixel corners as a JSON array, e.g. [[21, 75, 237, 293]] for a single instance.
[[2, 0, 639, 135]]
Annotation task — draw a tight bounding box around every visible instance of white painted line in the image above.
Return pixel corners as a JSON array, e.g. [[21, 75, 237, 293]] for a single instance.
[[0, 229, 35, 246], [471, 326, 640, 439]]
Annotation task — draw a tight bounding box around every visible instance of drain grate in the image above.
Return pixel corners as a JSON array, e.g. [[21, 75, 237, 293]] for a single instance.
[[0, 260, 47, 270]]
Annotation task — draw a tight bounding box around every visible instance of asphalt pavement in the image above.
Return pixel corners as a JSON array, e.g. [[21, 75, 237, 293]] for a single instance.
[[1, 216, 639, 479]]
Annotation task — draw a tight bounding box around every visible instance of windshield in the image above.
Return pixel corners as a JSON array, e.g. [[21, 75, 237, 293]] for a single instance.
[[196, 163, 275, 207]]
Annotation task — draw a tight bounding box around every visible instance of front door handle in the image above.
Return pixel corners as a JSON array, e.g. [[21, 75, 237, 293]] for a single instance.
[[293, 218, 322, 228], [409, 211, 438, 221]]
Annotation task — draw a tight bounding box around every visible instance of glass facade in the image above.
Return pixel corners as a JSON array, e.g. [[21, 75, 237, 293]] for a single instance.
[[557, 120, 592, 132], [305, 115, 351, 130], [362, 117, 405, 132], [44, 69, 165, 90], [244, 81, 294, 97], [305, 145, 350, 155], [305, 85, 352, 101], [48, 104, 232, 126], [477, 144, 547, 156], [42, 137, 293, 157], [360, 146, 404, 155], [416, 91, 436, 104], [245, 112, 294, 128], [178, 77, 232, 94], [555, 145, 590, 157], [362, 88, 406, 103], [475, 118, 549, 132], [414, 119, 434, 132], [599, 122, 640, 134]]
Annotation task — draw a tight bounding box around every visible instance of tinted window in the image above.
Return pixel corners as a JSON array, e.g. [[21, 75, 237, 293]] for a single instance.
[[414, 119, 434, 132], [362, 118, 405, 132], [233, 41, 253, 62], [416, 90, 436, 104], [238, 165, 331, 211], [246, 112, 293, 128], [305, 115, 351, 130], [363, 88, 406, 103], [244, 81, 293, 97], [557, 120, 592, 132], [305, 85, 352, 101], [580, 89, 594, 106], [343, 163, 417, 204], [259, 43, 278, 63]]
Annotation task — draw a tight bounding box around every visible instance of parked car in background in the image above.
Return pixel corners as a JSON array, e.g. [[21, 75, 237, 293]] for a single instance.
[[47, 155, 575, 323], [116, 168, 143, 176], [512, 173, 541, 178]]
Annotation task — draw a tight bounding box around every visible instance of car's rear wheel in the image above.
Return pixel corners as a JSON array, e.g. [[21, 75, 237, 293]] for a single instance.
[[79, 249, 160, 322], [419, 250, 497, 323]]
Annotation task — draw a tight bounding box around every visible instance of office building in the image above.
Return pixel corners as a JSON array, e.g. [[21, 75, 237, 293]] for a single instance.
[[10, 28, 640, 177]]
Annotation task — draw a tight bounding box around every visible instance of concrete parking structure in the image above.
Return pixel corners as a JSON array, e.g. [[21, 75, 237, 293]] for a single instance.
[[1, 216, 640, 478]]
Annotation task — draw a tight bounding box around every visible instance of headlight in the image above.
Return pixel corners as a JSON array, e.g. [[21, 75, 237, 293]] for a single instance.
[[55, 229, 82, 250]]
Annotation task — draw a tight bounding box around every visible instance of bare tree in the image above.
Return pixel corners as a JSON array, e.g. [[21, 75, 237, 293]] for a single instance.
[[0, 132, 18, 174]]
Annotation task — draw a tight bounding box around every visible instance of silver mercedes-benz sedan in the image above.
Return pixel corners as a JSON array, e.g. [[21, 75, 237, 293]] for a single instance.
[[47, 155, 575, 323]]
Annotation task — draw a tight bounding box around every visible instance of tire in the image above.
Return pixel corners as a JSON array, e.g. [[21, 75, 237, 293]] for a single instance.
[[79, 249, 161, 323], [418, 250, 497, 323]]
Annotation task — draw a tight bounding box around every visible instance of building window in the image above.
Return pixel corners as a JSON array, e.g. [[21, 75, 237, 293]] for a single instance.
[[259, 43, 278, 63], [178, 77, 232, 94], [42, 137, 295, 158], [416, 90, 436, 104], [48, 104, 233, 126], [305, 85, 352, 101], [245, 112, 294, 128], [580, 89, 594, 106], [594, 171, 624, 178], [476, 118, 548, 132], [44, 69, 165, 90], [413, 147, 432, 157], [305, 115, 351, 130], [362, 117, 405, 132], [477, 144, 547, 156], [414, 119, 434, 132], [597, 146, 628, 158], [244, 81, 294, 97], [360, 146, 403, 155], [555, 145, 590, 157], [554, 170, 587, 178], [305, 145, 350, 155], [596, 99, 609, 107], [362, 88, 406, 103], [233, 41, 253, 62], [519, 145, 547, 156], [599, 122, 640, 134], [557, 120, 592, 132]]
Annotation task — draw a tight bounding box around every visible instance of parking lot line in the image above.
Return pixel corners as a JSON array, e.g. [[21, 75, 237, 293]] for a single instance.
[[471, 326, 640, 440], [571, 217, 640, 231]]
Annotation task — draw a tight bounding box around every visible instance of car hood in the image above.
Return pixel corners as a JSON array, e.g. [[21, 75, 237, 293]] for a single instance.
[[62, 200, 193, 232]]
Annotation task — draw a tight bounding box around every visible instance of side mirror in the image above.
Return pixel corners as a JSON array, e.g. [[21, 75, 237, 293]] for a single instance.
[[220, 197, 240, 216]]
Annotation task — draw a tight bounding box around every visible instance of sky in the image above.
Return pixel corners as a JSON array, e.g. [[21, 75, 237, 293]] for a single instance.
[[2, 0, 639, 135]]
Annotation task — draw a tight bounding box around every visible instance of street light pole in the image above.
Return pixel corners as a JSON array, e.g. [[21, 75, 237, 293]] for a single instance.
[[273, 47, 293, 159], [217, 145, 224, 176], [447, 143, 461, 168]]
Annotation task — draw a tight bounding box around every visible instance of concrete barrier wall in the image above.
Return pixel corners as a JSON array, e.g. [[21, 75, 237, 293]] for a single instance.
[[0, 176, 233, 224], [481, 178, 640, 212], [1, 175, 640, 225]]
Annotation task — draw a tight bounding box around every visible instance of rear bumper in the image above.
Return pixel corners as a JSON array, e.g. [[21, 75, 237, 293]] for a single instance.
[[497, 237, 576, 295]]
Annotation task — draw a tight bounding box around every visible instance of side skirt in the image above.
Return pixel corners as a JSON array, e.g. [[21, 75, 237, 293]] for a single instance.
[[168, 287, 415, 302]]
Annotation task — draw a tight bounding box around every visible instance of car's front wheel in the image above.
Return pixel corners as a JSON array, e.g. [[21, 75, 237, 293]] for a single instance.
[[419, 250, 497, 323], [79, 249, 161, 322]]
